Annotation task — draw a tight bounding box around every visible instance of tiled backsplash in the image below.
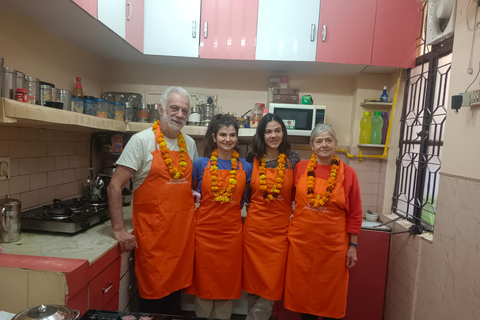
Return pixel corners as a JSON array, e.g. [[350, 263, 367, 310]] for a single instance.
[[0, 126, 91, 210]]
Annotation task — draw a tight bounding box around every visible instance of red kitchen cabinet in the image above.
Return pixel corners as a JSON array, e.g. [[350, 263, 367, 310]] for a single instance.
[[89, 257, 121, 310], [126, 0, 144, 52], [275, 229, 390, 320], [316, 0, 377, 65], [72, 0, 98, 19], [199, 0, 258, 60], [371, 0, 422, 68]]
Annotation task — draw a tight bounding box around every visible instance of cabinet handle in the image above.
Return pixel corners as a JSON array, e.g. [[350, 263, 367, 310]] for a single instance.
[[102, 282, 113, 294], [322, 25, 327, 42], [310, 24, 316, 42], [128, 284, 134, 290], [128, 257, 134, 262], [192, 21, 197, 38], [126, 2, 132, 20], [204, 21, 208, 38]]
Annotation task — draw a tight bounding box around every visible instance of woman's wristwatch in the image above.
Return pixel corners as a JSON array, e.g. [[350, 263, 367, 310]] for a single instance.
[[349, 242, 358, 248]]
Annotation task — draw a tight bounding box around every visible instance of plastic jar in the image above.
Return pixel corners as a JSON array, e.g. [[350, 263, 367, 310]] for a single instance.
[[149, 104, 160, 123], [114, 102, 125, 121], [72, 97, 84, 113], [83, 99, 97, 116], [137, 103, 150, 123], [108, 101, 115, 119], [125, 102, 135, 122], [96, 99, 109, 118]]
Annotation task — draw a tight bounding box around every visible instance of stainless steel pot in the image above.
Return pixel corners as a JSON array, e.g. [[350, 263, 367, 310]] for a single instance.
[[12, 304, 80, 320], [0, 194, 21, 243]]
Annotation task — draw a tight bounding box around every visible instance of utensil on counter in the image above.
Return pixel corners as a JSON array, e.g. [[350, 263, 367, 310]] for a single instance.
[[11, 304, 80, 320], [0, 195, 22, 243]]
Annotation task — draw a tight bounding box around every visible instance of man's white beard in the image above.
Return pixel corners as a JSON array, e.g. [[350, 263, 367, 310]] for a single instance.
[[162, 110, 185, 132]]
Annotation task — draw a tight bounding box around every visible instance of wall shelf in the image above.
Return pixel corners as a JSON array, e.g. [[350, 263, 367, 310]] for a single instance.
[[358, 144, 386, 148], [360, 102, 393, 108]]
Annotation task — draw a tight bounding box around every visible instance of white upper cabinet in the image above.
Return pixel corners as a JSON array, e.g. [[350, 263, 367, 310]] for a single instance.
[[98, 0, 126, 39], [144, 0, 201, 57], [255, 0, 320, 61]]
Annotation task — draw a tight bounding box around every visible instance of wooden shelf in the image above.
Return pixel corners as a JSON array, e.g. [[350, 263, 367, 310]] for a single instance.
[[358, 144, 386, 148], [360, 102, 393, 107]]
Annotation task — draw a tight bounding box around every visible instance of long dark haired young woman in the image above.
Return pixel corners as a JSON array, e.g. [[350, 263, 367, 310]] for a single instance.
[[243, 113, 300, 320]]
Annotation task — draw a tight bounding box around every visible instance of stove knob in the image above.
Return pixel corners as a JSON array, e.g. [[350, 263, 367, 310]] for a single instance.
[[81, 220, 91, 229]]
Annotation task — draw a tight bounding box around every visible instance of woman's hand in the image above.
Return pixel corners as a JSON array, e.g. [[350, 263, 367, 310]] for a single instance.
[[346, 246, 358, 268]]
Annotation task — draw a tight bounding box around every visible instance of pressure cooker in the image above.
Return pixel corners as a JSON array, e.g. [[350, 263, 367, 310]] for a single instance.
[[11, 304, 80, 320]]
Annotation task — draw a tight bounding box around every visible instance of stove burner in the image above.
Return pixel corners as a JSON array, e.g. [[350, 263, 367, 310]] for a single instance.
[[42, 199, 74, 219]]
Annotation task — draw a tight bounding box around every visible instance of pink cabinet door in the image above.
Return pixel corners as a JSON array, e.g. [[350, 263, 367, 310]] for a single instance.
[[199, 0, 258, 60], [372, 0, 422, 68], [316, 0, 376, 65], [126, 0, 144, 52], [72, 0, 98, 18]]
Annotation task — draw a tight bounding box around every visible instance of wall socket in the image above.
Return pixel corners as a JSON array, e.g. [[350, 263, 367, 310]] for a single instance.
[[469, 89, 480, 106], [0, 157, 10, 180]]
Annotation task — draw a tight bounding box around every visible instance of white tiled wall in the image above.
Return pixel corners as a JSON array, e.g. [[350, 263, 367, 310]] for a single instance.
[[0, 126, 91, 210]]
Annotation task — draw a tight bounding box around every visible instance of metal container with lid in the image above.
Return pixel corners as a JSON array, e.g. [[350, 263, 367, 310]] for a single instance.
[[59, 89, 71, 110], [26, 76, 40, 105], [16, 70, 26, 90], [51, 87, 60, 101], [12, 304, 79, 320], [40, 84, 52, 106], [124, 102, 135, 121], [3, 66, 17, 99], [148, 103, 160, 123], [0, 195, 21, 243]]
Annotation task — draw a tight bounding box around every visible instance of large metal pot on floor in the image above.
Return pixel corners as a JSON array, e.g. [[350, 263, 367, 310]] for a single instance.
[[12, 304, 80, 320]]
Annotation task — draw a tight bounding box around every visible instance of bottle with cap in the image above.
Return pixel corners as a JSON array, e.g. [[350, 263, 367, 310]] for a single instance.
[[370, 111, 384, 144], [72, 77, 83, 98], [381, 112, 389, 144], [359, 111, 372, 144], [380, 86, 388, 102]]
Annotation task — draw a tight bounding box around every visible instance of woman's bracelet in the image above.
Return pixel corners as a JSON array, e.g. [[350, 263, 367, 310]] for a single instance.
[[349, 242, 358, 247]]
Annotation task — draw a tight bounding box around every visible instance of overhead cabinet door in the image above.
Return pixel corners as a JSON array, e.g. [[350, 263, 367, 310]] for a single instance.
[[144, 0, 201, 57], [255, 0, 320, 61], [125, 0, 144, 52], [98, 0, 126, 39], [200, 0, 258, 60]]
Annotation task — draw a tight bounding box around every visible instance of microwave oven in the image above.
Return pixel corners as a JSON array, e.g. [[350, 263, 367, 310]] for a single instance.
[[269, 103, 327, 136]]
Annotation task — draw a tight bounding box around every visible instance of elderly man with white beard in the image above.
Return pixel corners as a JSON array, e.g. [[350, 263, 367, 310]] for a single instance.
[[108, 86, 199, 314]]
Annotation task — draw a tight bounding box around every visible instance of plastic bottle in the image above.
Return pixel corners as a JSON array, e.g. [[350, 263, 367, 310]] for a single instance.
[[72, 77, 83, 98], [359, 111, 372, 144], [380, 86, 388, 102], [381, 112, 389, 144], [370, 111, 384, 144]]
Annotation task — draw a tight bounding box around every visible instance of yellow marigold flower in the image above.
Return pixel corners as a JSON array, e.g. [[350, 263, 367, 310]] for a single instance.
[[319, 200, 325, 206], [211, 165, 218, 171], [180, 161, 187, 167], [212, 186, 219, 191], [211, 156, 217, 161], [165, 158, 173, 165], [174, 172, 180, 179], [267, 194, 274, 200], [230, 170, 236, 175], [229, 179, 237, 185], [259, 175, 266, 180], [159, 142, 167, 148], [276, 178, 283, 183]]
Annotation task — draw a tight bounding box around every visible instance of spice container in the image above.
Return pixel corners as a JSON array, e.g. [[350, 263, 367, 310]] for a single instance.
[[72, 97, 84, 113], [83, 99, 97, 116], [26, 76, 40, 105], [96, 99, 109, 118], [15, 88, 27, 102], [51, 87, 60, 101], [114, 102, 125, 121], [16, 71, 26, 91], [149, 104, 160, 123], [59, 89, 71, 110], [137, 103, 149, 123], [3, 67, 16, 99], [125, 102, 135, 122], [40, 84, 52, 106]]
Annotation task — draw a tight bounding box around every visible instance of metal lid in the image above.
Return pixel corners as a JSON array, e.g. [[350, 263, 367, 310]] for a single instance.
[[40, 84, 52, 89], [16, 71, 25, 77], [59, 89, 71, 95], [0, 195, 21, 206], [3, 66, 16, 73], [12, 304, 78, 320], [26, 76, 39, 82]]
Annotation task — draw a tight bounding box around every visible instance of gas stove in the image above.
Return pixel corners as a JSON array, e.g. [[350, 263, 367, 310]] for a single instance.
[[80, 310, 208, 320], [20, 198, 110, 234]]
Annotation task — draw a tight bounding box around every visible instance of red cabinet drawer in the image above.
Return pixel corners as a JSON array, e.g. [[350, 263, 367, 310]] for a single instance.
[[89, 257, 121, 310]]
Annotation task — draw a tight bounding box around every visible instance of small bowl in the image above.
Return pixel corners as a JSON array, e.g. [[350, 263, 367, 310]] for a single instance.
[[365, 211, 379, 222]]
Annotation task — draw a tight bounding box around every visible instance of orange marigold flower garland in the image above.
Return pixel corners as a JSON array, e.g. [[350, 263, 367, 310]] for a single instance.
[[307, 154, 339, 208], [259, 154, 286, 203], [210, 149, 239, 204], [152, 121, 187, 179]]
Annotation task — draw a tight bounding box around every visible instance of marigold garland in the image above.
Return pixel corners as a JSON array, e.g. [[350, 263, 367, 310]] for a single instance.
[[152, 121, 187, 179], [210, 149, 239, 204], [307, 154, 339, 208], [259, 154, 286, 203]]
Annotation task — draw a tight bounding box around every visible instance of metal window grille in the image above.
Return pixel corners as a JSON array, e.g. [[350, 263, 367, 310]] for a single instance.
[[391, 38, 452, 232]]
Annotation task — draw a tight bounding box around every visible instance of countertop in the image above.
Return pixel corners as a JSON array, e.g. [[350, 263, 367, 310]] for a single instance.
[[0, 206, 133, 265]]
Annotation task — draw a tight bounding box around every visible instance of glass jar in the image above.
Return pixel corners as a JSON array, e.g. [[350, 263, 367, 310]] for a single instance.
[[51, 87, 60, 101], [125, 102, 135, 122], [108, 101, 115, 119], [16, 71, 26, 90], [96, 99, 109, 118], [83, 99, 97, 116], [114, 102, 125, 121], [149, 104, 160, 123], [25, 76, 40, 105], [59, 89, 71, 110], [3, 67, 17, 99], [137, 103, 150, 123], [72, 97, 84, 113], [40, 84, 52, 106], [250, 103, 265, 128]]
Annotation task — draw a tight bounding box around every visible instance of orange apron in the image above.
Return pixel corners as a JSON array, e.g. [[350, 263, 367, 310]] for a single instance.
[[284, 161, 349, 319], [185, 159, 246, 299], [133, 126, 195, 299], [243, 157, 293, 300]]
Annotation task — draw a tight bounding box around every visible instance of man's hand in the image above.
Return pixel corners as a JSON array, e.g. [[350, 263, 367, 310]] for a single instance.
[[346, 246, 358, 269], [192, 190, 201, 203], [113, 228, 137, 252]]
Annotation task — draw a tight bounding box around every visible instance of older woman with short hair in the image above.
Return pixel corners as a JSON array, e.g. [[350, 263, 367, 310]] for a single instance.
[[283, 123, 363, 320]]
